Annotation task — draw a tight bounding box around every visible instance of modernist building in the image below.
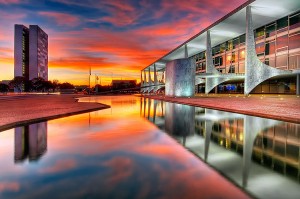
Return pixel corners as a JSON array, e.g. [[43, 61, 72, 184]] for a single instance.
[[141, 0, 300, 96], [14, 24, 48, 91], [14, 121, 47, 162]]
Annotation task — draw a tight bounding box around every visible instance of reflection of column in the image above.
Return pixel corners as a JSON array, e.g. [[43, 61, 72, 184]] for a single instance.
[[153, 100, 157, 123], [140, 71, 143, 92], [242, 116, 279, 187], [297, 74, 300, 95], [14, 122, 47, 163], [161, 100, 164, 117], [140, 97, 142, 116], [165, 103, 195, 137], [204, 120, 213, 162], [143, 97, 146, 117], [147, 98, 151, 119]]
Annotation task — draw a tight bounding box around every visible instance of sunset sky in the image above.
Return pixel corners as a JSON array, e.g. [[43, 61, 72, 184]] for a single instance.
[[0, 0, 247, 85]]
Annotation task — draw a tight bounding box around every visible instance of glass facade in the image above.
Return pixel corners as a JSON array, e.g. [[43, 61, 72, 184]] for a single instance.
[[194, 11, 300, 94]]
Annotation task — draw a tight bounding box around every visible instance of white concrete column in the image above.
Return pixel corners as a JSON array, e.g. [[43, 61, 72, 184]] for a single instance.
[[184, 44, 188, 58]]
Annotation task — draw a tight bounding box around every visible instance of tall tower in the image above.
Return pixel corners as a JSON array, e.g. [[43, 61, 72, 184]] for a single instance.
[[14, 24, 29, 90], [14, 24, 48, 91], [29, 25, 48, 81]]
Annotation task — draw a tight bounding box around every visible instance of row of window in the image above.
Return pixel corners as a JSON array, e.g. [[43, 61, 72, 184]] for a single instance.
[[195, 11, 300, 72]]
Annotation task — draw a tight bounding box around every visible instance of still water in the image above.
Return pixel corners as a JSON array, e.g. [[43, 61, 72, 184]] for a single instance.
[[0, 96, 299, 199]]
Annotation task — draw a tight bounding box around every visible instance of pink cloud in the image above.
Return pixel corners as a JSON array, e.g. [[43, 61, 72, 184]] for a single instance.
[[0, 0, 20, 4], [39, 11, 80, 27]]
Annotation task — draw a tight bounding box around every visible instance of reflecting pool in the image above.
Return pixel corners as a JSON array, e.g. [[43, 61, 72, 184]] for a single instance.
[[0, 96, 299, 199], [141, 97, 300, 199]]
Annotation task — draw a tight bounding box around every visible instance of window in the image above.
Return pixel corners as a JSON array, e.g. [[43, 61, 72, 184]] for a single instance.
[[226, 40, 233, 50], [233, 38, 239, 49], [255, 26, 265, 38], [289, 54, 299, 69], [239, 34, 245, 44], [239, 48, 245, 61], [276, 35, 288, 51], [277, 16, 288, 31], [266, 23, 276, 37], [265, 41, 275, 55], [220, 43, 226, 53], [226, 53, 232, 66], [289, 12, 300, 30], [256, 42, 265, 55], [276, 55, 288, 68], [289, 33, 300, 50], [238, 62, 245, 73]]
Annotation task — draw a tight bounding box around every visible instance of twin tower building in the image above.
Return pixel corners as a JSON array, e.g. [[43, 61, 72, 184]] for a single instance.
[[14, 24, 48, 91]]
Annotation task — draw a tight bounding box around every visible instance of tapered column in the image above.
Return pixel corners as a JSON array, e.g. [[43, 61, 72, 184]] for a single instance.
[[154, 64, 158, 85], [206, 30, 218, 74], [140, 71, 143, 92], [205, 30, 225, 94], [244, 6, 291, 95], [144, 70, 147, 84], [184, 44, 188, 58]]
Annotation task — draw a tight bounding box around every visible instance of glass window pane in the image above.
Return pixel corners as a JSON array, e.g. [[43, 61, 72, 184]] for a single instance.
[[265, 41, 275, 55], [276, 55, 288, 67], [255, 26, 265, 38], [266, 23, 276, 37], [239, 34, 245, 44], [256, 42, 265, 55], [289, 54, 300, 69], [289, 12, 300, 30], [277, 16, 288, 30], [276, 35, 288, 49], [238, 62, 245, 73], [289, 33, 300, 50], [239, 48, 245, 61]]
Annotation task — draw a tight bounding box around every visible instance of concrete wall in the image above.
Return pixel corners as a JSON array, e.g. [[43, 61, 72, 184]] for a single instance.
[[165, 58, 195, 97], [29, 25, 48, 80]]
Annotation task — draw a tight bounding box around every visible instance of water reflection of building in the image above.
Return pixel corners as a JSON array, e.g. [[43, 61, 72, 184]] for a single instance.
[[165, 103, 195, 137], [141, 98, 300, 182], [207, 120, 300, 177], [14, 122, 47, 163]]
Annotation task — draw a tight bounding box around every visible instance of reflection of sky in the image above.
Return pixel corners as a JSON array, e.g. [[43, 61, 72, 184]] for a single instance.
[[0, 97, 245, 198], [0, 96, 248, 199]]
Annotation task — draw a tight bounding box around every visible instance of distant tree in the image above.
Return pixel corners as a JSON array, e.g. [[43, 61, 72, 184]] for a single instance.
[[0, 83, 9, 94], [43, 81, 54, 93], [59, 82, 74, 89], [31, 77, 46, 91], [52, 79, 59, 92], [9, 76, 26, 92]]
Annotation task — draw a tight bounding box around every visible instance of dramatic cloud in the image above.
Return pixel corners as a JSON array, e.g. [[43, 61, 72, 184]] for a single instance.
[[39, 11, 80, 27], [0, 0, 247, 84]]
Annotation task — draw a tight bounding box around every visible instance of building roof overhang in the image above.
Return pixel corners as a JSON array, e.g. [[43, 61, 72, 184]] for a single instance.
[[142, 0, 300, 71]]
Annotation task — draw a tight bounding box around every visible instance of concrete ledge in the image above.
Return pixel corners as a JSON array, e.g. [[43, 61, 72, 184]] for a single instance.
[[0, 94, 110, 132], [142, 94, 300, 124]]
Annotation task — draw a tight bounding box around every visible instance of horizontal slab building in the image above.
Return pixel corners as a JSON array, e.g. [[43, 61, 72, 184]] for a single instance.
[[141, 0, 300, 96]]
